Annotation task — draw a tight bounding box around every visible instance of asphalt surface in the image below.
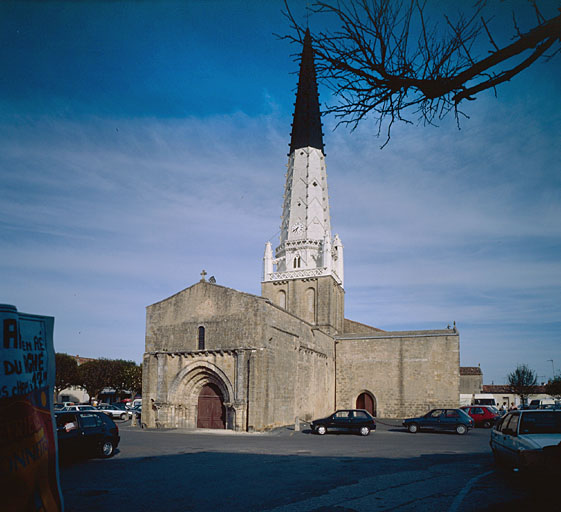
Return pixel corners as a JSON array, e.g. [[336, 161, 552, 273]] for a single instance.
[[58, 420, 557, 511]]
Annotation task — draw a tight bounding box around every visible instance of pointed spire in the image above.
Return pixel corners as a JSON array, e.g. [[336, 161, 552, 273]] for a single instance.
[[290, 28, 324, 154]]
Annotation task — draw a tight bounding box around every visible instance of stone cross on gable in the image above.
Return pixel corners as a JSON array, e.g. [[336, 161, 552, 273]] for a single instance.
[[200, 269, 207, 282]]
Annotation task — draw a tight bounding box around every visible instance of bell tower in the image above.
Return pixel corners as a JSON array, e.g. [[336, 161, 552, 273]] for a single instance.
[[262, 29, 344, 335]]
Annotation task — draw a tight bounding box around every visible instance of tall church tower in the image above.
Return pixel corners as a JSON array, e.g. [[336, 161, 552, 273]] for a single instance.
[[262, 29, 344, 335]]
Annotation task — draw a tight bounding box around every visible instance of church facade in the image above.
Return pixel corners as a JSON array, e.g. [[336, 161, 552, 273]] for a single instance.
[[142, 30, 460, 431]]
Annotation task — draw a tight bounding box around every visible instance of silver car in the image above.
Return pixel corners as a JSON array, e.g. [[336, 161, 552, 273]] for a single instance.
[[96, 404, 129, 420], [490, 409, 561, 471], [61, 404, 98, 412]]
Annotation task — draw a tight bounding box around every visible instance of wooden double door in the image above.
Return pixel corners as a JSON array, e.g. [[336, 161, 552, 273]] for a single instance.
[[356, 392, 376, 417], [197, 383, 225, 429]]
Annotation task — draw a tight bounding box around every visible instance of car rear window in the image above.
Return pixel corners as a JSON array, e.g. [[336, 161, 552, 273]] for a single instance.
[[446, 410, 460, 418], [56, 413, 77, 428], [504, 413, 519, 434], [80, 413, 103, 429], [354, 411, 369, 418], [520, 412, 561, 434]]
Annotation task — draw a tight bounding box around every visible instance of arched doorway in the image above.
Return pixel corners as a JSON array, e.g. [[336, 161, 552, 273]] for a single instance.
[[356, 392, 377, 417], [197, 383, 225, 429]]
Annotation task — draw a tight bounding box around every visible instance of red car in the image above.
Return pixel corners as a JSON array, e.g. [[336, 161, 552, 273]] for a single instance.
[[460, 405, 500, 428]]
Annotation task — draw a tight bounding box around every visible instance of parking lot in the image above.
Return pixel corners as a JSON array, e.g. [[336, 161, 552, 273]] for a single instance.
[[58, 420, 552, 511]]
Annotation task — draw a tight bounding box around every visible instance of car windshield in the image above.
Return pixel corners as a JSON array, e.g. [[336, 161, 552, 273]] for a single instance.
[[519, 412, 561, 434], [488, 406, 499, 414]]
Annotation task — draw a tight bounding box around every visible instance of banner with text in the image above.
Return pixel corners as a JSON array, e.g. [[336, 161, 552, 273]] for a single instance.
[[0, 304, 63, 511]]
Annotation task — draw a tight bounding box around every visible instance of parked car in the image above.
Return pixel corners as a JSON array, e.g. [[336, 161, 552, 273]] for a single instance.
[[61, 404, 98, 412], [460, 405, 500, 428], [490, 409, 561, 472], [403, 408, 474, 435], [128, 404, 142, 420], [96, 404, 129, 420], [311, 409, 376, 436], [528, 399, 554, 409], [55, 411, 120, 459]]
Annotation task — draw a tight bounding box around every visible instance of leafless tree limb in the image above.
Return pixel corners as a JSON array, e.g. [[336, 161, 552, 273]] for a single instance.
[[282, 0, 561, 145]]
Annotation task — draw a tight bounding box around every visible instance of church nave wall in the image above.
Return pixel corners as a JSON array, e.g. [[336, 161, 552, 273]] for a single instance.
[[335, 330, 460, 418]]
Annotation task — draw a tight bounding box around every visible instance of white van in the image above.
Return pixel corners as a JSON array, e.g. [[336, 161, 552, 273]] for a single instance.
[[472, 394, 497, 407], [528, 398, 556, 409]]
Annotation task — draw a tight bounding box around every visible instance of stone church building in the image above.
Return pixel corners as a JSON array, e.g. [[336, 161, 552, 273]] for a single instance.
[[142, 30, 460, 431]]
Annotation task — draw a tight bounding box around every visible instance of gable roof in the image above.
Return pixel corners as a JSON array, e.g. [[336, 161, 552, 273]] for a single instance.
[[482, 384, 547, 394]]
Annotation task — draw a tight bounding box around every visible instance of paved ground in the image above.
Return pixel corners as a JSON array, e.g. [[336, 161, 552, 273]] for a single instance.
[[58, 420, 555, 511]]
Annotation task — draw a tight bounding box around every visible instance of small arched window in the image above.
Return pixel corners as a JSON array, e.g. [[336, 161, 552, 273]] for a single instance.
[[278, 290, 286, 309], [293, 256, 301, 269], [198, 326, 205, 350], [306, 287, 315, 323]]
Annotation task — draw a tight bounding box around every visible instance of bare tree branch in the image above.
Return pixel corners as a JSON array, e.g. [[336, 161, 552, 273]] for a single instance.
[[283, 0, 561, 144]]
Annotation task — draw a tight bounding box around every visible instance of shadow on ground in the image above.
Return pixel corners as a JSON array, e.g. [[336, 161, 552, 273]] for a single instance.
[[57, 448, 557, 512]]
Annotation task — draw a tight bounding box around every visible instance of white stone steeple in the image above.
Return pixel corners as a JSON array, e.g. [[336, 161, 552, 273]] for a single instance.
[[262, 29, 343, 288]]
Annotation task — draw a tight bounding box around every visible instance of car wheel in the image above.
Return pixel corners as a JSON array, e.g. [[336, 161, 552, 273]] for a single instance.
[[100, 440, 115, 458], [408, 423, 418, 433], [483, 420, 491, 428], [359, 426, 370, 436], [456, 424, 467, 435], [120, 413, 127, 420], [316, 425, 327, 435]]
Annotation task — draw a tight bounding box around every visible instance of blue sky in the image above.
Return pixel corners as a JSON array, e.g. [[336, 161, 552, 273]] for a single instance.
[[1, 0, 560, 385]]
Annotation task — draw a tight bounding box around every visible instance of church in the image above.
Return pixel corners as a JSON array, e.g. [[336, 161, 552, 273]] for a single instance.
[[142, 30, 460, 431]]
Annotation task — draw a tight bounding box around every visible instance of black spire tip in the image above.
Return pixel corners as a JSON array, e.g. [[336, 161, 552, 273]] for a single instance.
[[289, 28, 324, 154]]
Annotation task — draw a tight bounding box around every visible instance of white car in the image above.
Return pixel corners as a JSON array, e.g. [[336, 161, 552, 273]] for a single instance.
[[61, 404, 98, 412], [490, 410, 561, 471], [96, 404, 129, 420]]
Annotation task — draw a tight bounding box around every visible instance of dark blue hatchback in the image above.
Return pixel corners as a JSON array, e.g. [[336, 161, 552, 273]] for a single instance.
[[403, 408, 474, 435], [311, 409, 376, 436]]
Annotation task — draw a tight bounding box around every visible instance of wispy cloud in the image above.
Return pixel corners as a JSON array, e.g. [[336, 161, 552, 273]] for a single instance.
[[1, 86, 560, 383]]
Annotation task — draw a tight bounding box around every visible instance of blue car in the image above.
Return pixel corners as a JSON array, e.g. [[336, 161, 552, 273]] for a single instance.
[[311, 409, 376, 436], [403, 408, 474, 435]]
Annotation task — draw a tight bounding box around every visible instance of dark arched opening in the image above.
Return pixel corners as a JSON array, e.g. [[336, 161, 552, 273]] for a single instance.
[[356, 392, 377, 417], [198, 326, 205, 350]]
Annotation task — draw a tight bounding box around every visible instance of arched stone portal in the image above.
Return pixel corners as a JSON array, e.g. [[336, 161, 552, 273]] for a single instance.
[[356, 391, 377, 417], [167, 361, 235, 429]]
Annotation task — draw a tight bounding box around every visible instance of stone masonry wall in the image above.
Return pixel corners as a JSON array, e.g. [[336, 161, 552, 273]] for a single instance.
[[146, 281, 266, 353], [251, 301, 335, 429], [459, 374, 483, 395], [143, 281, 335, 431], [261, 275, 344, 335], [336, 330, 460, 418]]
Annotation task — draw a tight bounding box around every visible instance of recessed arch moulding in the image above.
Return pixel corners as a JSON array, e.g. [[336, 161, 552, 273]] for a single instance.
[[144, 353, 249, 431]]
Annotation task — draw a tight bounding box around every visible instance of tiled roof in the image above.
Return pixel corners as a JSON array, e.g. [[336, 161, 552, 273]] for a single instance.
[[460, 366, 482, 376], [482, 384, 547, 393]]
